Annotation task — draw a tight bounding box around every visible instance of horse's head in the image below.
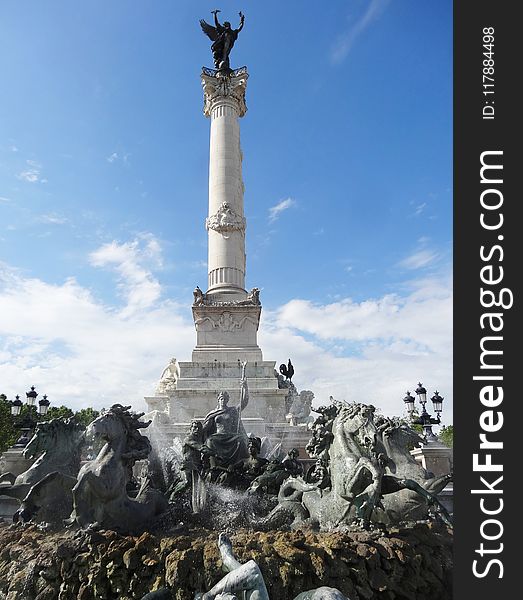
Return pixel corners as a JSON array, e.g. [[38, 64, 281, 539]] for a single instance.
[[87, 404, 152, 464], [336, 403, 379, 455], [22, 429, 44, 460], [88, 411, 127, 443], [23, 417, 85, 460]]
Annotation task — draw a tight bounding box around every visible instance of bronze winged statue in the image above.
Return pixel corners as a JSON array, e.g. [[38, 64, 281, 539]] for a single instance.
[[200, 9, 245, 71]]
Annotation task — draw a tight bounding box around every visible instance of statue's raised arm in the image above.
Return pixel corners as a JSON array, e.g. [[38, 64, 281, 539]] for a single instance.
[[212, 9, 222, 29], [236, 11, 245, 33], [200, 9, 245, 71]]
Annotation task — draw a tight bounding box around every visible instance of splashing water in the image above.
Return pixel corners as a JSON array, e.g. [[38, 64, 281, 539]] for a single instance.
[[139, 411, 185, 491], [202, 483, 277, 531]]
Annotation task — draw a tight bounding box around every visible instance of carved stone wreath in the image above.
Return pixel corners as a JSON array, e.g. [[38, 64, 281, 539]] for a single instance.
[[205, 201, 246, 235]]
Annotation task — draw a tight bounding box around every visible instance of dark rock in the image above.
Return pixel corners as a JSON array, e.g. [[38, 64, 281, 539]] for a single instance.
[[141, 588, 172, 599], [0, 522, 453, 600]]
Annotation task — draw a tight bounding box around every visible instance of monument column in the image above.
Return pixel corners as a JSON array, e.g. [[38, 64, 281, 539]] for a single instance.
[[202, 67, 249, 300], [144, 13, 294, 441], [191, 66, 262, 362]]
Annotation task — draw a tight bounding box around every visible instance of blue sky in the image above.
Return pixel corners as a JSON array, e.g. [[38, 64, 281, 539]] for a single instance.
[[0, 1, 452, 422]]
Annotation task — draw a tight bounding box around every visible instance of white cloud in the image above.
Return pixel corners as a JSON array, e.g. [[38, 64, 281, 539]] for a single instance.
[[18, 170, 40, 183], [89, 234, 163, 316], [107, 151, 130, 166], [260, 272, 452, 419], [331, 0, 391, 64], [17, 160, 45, 184], [38, 213, 68, 225], [0, 265, 195, 412], [0, 197, 12, 203], [398, 249, 439, 270], [268, 197, 296, 223], [0, 256, 452, 424], [414, 202, 427, 216]]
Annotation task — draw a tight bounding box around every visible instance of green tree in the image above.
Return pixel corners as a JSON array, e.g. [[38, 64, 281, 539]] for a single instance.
[[395, 411, 423, 436], [438, 424, 453, 448], [0, 395, 101, 454], [0, 395, 18, 454], [406, 408, 424, 434], [46, 405, 75, 420], [74, 407, 100, 427]]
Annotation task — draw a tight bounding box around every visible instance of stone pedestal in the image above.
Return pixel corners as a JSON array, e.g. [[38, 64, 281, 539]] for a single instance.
[[411, 439, 453, 514], [0, 447, 33, 478], [192, 302, 262, 362], [0, 447, 34, 521], [437, 484, 454, 514], [410, 440, 453, 478], [0, 495, 19, 520], [146, 359, 290, 442]]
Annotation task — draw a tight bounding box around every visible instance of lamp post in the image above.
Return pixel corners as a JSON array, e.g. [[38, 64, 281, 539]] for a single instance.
[[38, 394, 50, 416], [403, 382, 444, 442], [26, 385, 38, 407], [9, 387, 50, 447], [10, 395, 23, 417]]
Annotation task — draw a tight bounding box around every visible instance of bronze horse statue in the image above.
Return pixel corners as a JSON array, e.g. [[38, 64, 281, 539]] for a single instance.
[[68, 404, 168, 534], [256, 403, 452, 530], [0, 417, 85, 504]]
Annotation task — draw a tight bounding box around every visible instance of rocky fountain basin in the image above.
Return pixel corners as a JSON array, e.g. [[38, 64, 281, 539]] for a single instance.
[[0, 521, 452, 600]]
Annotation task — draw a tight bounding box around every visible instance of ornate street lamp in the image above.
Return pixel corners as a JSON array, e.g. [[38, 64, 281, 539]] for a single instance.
[[10, 386, 50, 447], [38, 394, 50, 416], [26, 385, 38, 407], [403, 391, 416, 413], [415, 382, 427, 405], [405, 382, 443, 442], [10, 395, 23, 416], [431, 391, 444, 414]]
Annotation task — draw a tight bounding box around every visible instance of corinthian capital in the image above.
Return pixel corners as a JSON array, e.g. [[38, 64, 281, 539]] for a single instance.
[[201, 67, 249, 118]]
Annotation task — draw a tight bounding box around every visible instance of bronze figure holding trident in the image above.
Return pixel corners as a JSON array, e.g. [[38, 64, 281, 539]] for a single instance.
[[201, 361, 250, 468]]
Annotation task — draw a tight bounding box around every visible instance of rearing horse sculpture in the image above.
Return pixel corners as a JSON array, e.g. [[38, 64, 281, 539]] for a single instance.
[[257, 403, 452, 530], [69, 404, 168, 534], [257, 403, 383, 530], [0, 417, 85, 502], [375, 417, 452, 523]]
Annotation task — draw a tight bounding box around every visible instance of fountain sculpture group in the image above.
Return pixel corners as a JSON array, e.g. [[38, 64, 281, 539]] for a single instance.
[[0, 11, 452, 600], [0, 369, 452, 599]]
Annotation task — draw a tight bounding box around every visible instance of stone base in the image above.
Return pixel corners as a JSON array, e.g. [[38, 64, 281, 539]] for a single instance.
[[0, 495, 19, 521], [192, 304, 262, 363], [146, 359, 290, 440], [438, 484, 453, 515], [410, 440, 453, 478], [265, 423, 314, 459], [0, 447, 33, 478]]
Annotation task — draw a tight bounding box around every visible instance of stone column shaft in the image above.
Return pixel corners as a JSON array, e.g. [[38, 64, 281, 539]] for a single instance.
[[202, 68, 249, 298]]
